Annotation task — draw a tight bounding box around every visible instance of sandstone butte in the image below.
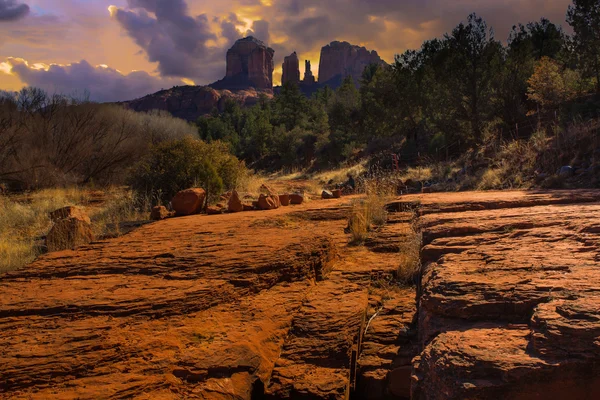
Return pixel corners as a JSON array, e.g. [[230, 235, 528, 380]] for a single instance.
[[1, 188, 600, 399], [121, 37, 275, 121]]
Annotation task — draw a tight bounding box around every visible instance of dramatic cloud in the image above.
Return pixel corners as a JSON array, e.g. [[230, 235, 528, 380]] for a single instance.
[[1, 57, 185, 102], [0, 0, 29, 21], [109, 0, 225, 82], [0, 0, 577, 100]]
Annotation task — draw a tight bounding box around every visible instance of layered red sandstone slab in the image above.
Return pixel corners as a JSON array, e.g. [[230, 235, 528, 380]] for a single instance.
[[413, 190, 600, 399], [0, 206, 341, 399]]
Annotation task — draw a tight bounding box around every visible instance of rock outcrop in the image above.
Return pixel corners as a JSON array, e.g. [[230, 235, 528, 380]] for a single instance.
[[318, 41, 385, 85], [282, 52, 300, 85], [212, 36, 275, 90], [304, 60, 316, 85], [397, 190, 600, 399], [4, 188, 600, 400], [120, 85, 271, 122]]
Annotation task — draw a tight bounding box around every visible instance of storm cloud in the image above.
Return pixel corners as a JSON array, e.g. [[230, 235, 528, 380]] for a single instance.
[[110, 0, 227, 82], [0, 0, 577, 100], [0, 0, 29, 21], [2, 58, 184, 102]]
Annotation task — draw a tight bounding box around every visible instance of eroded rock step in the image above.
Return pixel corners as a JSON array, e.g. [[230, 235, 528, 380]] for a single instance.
[[356, 218, 420, 400], [0, 211, 340, 399], [266, 277, 369, 399], [413, 192, 600, 399]]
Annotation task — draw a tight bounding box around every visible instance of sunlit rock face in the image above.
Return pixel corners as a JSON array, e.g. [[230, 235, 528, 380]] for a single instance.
[[318, 41, 384, 85], [212, 36, 275, 91]]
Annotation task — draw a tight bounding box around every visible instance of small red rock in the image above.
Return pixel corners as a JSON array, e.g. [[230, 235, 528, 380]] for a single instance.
[[150, 206, 170, 221], [172, 188, 206, 216], [228, 190, 244, 213], [279, 194, 291, 206], [290, 194, 304, 205]]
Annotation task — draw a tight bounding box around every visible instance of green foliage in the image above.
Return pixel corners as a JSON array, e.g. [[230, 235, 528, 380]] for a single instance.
[[129, 136, 246, 204], [193, 4, 596, 172], [567, 0, 600, 92]]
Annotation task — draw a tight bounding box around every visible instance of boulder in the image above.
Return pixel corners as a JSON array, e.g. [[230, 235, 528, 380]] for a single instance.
[[259, 184, 281, 209], [279, 194, 291, 206], [49, 206, 90, 224], [258, 194, 279, 210], [332, 189, 342, 199], [46, 212, 94, 253], [290, 194, 304, 205], [228, 190, 244, 213], [206, 206, 224, 215], [172, 188, 206, 216], [322, 190, 334, 199], [150, 206, 171, 221], [243, 204, 255, 211]]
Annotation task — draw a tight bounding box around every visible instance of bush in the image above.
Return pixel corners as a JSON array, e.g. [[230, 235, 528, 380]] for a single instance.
[[0, 88, 195, 189], [129, 136, 248, 204]]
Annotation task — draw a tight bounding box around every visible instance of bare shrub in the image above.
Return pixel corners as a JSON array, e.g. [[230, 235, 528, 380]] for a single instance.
[[0, 88, 196, 189]]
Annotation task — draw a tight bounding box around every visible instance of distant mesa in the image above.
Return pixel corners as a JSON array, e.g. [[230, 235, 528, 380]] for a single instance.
[[211, 36, 275, 91]]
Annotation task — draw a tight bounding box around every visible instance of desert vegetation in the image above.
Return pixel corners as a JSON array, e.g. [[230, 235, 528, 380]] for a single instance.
[[0, 89, 250, 272], [197, 1, 600, 188]]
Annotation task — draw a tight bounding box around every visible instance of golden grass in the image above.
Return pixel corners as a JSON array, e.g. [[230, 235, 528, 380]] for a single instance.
[[312, 161, 367, 185], [399, 166, 433, 183], [347, 177, 395, 244], [0, 187, 150, 273], [236, 171, 267, 194], [397, 224, 422, 285]]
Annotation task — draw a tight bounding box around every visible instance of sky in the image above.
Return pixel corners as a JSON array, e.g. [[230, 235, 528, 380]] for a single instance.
[[0, 0, 574, 102]]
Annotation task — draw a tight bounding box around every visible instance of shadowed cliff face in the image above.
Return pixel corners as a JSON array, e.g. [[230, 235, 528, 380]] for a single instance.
[[318, 41, 385, 85], [212, 36, 275, 90], [282, 52, 301, 85]]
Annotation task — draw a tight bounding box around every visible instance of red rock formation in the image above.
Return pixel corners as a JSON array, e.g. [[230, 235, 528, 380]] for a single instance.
[[303, 60, 316, 85], [282, 52, 300, 85], [219, 36, 274, 90], [318, 41, 385, 85], [120, 85, 272, 122]]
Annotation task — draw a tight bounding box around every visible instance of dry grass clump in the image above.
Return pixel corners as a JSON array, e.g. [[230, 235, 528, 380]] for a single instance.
[[313, 161, 367, 186], [90, 190, 151, 238], [348, 178, 396, 244], [0, 188, 84, 272], [0, 187, 151, 273], [397, 223, 422, 285]]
